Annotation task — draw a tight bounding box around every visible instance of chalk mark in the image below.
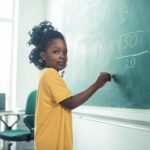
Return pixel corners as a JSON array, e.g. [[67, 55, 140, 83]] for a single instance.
[[120, 30, 144, 38], [116, 50, 149, 60]]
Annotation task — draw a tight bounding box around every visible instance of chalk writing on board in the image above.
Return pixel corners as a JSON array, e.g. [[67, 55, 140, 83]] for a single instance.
[[124, 58, 136, 70], [116, 50, 149, 60], [116, 30, 149, 70], [120, 30, 144, 50]]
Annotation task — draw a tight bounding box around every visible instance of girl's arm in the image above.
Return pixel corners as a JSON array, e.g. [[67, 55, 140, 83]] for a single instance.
[[60, 72, 111, 110]]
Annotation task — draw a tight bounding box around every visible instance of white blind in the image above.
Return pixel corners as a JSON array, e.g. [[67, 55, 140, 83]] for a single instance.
[[0, 0, 13, 94]]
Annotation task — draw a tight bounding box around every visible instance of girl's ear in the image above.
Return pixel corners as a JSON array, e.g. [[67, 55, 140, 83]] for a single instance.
[[40, 52, 47, 60]]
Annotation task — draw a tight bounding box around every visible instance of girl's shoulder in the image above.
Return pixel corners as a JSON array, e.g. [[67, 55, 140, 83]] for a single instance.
[[39, 68, 63, 84], [43, 67, 57, 73], [40, 68, 60, 78]]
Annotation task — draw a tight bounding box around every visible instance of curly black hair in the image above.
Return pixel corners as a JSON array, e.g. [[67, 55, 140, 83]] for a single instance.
[[28, 21, 65, 70]]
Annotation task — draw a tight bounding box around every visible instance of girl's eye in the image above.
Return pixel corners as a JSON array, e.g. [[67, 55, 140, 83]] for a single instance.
[[53, 50, 60, 54]]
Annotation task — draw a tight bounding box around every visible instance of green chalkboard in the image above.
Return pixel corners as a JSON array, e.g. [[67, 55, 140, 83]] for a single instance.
[[61, 0, 150, 109]]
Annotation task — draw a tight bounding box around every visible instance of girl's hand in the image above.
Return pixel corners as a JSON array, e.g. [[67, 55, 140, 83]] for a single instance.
[[95, 72, 111, 89]]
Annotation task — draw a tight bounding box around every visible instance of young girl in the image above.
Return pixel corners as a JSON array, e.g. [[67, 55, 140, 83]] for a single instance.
[[28, 21, 111, 150]]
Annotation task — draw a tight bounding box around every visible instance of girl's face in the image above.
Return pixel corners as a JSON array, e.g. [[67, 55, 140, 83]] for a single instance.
[[41, 38, 68, 71]]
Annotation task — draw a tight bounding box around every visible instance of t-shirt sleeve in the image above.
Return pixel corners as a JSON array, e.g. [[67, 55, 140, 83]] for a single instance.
[[45, 68, 72, 104]]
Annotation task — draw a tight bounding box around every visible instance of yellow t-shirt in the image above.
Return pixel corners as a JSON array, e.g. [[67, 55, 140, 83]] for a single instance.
[[35, 68, 72, 150]]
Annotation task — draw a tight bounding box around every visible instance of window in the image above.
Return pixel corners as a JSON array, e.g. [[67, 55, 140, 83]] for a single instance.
[[0, 0, 13, 18], [0, 0, 18, 109], [0, 22, 12, 93]]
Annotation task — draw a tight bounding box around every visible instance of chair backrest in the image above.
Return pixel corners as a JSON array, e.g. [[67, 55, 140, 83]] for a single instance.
[[0, 93, 5, 111], [25, 90, 37, 128]]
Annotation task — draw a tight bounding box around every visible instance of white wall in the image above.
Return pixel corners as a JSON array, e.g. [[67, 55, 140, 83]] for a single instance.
[[15, 0, 47, 108], [73, 106, 150, 150], [73, 117, 150, 150], [15, 0, 66, 109]]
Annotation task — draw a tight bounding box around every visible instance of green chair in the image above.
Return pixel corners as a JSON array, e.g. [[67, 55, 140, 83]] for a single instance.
[[0, 90, 37, 150]]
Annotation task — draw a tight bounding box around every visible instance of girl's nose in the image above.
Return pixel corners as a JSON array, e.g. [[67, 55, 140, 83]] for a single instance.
[[60, 53, 65, 58]]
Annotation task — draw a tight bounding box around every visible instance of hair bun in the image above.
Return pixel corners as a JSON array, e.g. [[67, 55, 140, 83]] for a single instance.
[[28, 21, 56, 47]]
